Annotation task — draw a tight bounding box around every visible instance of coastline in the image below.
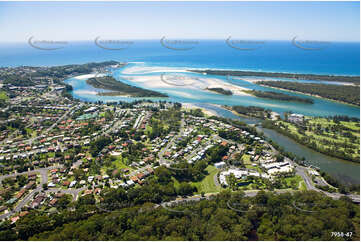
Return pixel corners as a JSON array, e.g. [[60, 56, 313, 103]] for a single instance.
[[241, 77, 358, 86], [258, 84, 360, 107], [182, 103, 218, 117], [190, 69, 360, 84], [221, 105, 262, 120]]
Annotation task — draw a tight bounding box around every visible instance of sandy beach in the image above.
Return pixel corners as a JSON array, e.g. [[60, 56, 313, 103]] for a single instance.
[[182, 103, 218, 117], [72, 73, 98, 80], [241, 77, 357, 86], [240, 77, 273, 84], [124, 74, 251, 96]]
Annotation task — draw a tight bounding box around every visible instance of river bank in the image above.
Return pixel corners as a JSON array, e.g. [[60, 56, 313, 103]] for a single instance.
[[241, 78, 359, 107], [196, 104, 360, 185], [190, 69, 360, 84]]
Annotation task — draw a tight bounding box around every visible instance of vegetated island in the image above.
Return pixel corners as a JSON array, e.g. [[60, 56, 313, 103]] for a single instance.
[[257, 81, 360, 106], [206, 87, 233, 95], [189, 69, 360, 85], [244, 89, 314, 104], [227, 105, 271, 119], [86, 76, 168, 98]]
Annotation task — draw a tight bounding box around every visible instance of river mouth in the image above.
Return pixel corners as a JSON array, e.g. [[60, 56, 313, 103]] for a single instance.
[[65, 62, 360, 185], [65, 62, 360, 118]]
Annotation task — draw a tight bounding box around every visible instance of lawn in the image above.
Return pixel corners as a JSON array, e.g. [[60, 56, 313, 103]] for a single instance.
[[284, 175, 305, 190], [193, 165, 222, 194], [0, 91, 8, 100], [241, 154, 252, 165], [112, 155, 133, 171], [299, 180, 307, 191], [277, 118, 360, 161]]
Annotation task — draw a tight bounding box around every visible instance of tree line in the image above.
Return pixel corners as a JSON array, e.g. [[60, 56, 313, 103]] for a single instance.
[[0, 190, 358, 241], [258, 81, 360, 106], [245, 90, 314, 104]]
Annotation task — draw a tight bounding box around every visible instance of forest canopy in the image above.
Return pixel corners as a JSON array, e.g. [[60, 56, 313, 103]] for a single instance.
[[257, 81, 360, 106], [3, 190, 356, 241]]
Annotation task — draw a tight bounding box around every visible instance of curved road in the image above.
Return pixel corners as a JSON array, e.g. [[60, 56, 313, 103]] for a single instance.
[[0, 165, 86, 220]]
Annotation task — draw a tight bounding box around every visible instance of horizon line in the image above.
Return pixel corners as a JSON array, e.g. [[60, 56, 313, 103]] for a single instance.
[[0, 38, 360, 44]]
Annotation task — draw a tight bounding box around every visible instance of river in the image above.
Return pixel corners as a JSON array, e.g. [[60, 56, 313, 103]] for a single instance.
[[65, 63, 360, 185], [200, 104, 360, 185]]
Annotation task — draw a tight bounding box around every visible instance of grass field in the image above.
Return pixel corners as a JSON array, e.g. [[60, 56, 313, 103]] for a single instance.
[[112, 155, 133, 171], [284, 175, 304, 190], [242, 154, 252, 165], [193, 165, 222, 194], [299, 180, 307, 191], [0, 91, 8, 100], [276, 117, 360, 162]]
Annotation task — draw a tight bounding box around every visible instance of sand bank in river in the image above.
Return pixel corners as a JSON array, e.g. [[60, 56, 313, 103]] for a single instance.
[[124, 75, 251, 96]]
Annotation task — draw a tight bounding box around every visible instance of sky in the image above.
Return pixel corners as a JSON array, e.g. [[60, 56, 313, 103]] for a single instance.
[[0, 1, 359, 42]]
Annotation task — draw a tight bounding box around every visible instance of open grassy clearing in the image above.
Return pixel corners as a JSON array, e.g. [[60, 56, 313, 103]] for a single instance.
[[193, 165, 221, 194]]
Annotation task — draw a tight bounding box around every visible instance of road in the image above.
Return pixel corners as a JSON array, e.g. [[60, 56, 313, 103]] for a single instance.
[[158, 113, 185, 166], [46, 187, 86, 201], [2, 104, 80, 147], [0, 164, 88, 220], [289, 157, 359, 203], [0, 165, 62, 184], [127, 164, 152, 178]]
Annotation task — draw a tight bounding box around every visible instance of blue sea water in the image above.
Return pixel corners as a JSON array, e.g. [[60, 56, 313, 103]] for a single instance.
[[0, 40, 359, 75], [1, 40, 360, 118]]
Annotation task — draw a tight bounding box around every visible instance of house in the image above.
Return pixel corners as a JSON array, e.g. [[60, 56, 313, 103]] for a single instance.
[[15, 189, 26, 199], [288, 113, 304, 123], [55, 193, 64, 198], [130, 176, 139, 183], [48, 182, 56, 187], [28, 174, 37, 181], [31, 194, 45, 208], [25, 181, 35, 190], [122, 168, 129, 173], [126, 180, 135, 187], [83, 190, 92, 196], [137, 173, 145, 180], [94, 188, 101, 195], [220, 141, 228, 146], [214, 161, 226, 169], [19, 211, 29, 217], [49, 199, 57, 206], [6, 198, 17, 205], [69, 181, 77, 188], [222, 155, 229, 161], [11, 216, 20, 224]]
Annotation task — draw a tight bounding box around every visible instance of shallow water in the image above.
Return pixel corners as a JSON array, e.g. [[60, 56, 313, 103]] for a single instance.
[[65, 62, 360, 118]]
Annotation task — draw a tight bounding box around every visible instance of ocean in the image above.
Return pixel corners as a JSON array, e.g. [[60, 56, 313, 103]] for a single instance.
[[0, 40, 359, 76]]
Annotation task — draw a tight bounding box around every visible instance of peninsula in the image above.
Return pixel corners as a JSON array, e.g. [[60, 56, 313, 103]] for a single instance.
[[257, 81, 360, 106], [244, 90, 314, 104], [189, 69, 360, 84], [86, 76, 168, 98]]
